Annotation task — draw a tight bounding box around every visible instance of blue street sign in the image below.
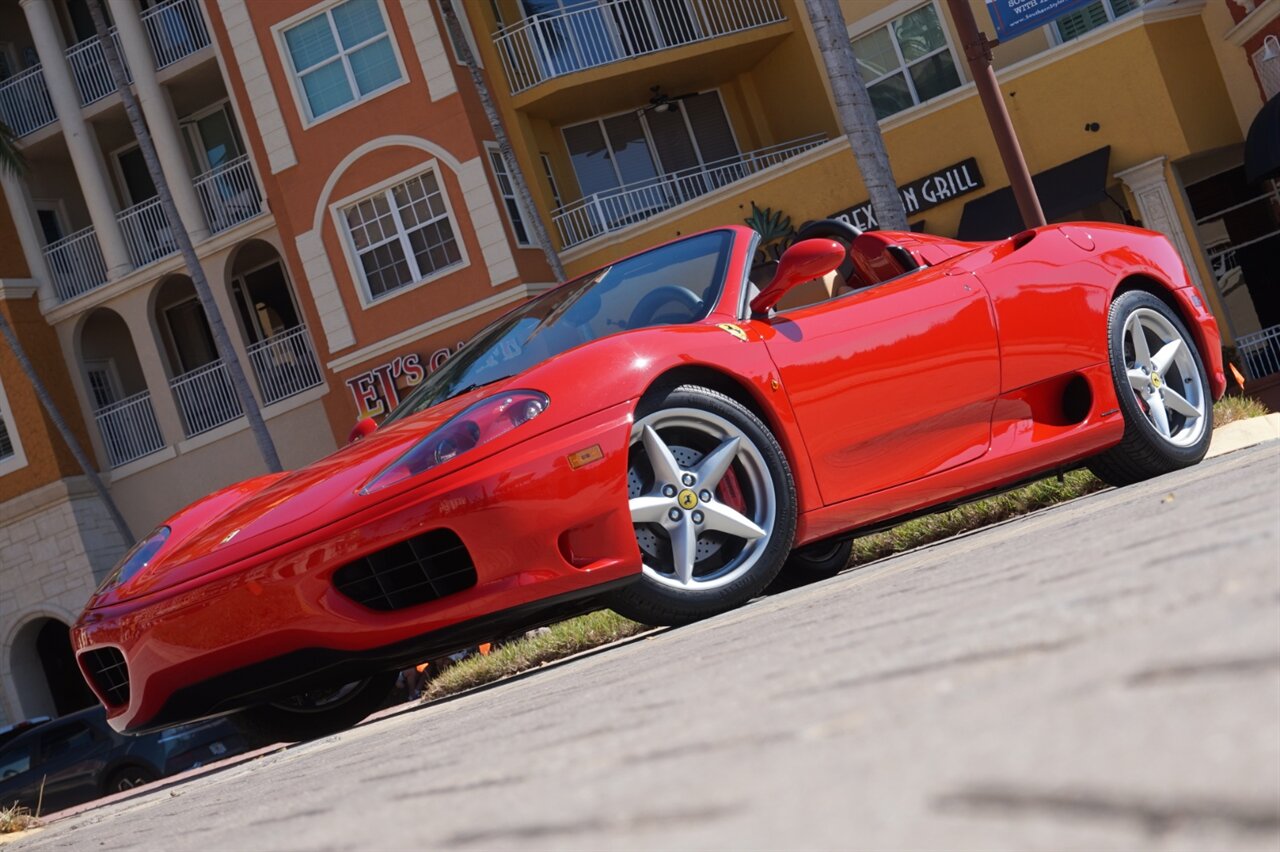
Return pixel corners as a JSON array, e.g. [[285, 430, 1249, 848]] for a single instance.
[[985, 0, 1096, 40]]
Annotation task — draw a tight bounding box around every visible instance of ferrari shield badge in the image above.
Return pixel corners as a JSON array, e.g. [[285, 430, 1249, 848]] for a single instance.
[[717, 323, 748, 341]]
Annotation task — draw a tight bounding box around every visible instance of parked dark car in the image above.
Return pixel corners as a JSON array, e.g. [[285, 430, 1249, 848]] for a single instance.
[[0, 706, 247, 814], [0, 717, 50, 750]]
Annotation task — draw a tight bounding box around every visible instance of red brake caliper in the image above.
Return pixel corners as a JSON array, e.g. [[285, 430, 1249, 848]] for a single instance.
[[716, 468, 747, 513]]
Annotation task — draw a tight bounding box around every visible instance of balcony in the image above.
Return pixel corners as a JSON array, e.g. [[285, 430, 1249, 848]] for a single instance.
[[1238, 325, 1280, 381], [553, 133, 826, 248], [94, 390, 166, 467], [142, 0, 212, 69], [195, 155, 264, 234], [170, 360, 242, 438], [43, 226, 110, 301], [494, 0, 785, 95], [247, 325, 324, 405], [118, 196, 177, 268], [0, 65, 56, 137], [66, 28, 131, 107]]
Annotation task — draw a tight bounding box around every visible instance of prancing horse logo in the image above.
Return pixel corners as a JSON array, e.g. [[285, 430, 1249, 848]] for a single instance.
[[677, 489, 699, 510]]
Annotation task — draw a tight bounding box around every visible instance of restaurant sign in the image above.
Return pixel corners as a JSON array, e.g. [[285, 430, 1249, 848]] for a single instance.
[[985, 0, 1097, 41], [345, 343, 464, 419], [829, 158, 984, 231]]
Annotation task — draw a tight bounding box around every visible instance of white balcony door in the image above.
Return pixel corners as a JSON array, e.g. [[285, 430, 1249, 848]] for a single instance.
[[231, 261, 301, 345], [84, 359, 122, 409], [163, 297, 218, 374], [180, 103, 244, 173], [562, 90, 739, 225], [114, 145, 157, 205]]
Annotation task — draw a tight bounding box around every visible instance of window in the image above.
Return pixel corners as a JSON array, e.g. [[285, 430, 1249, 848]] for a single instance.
[[486, 144, 532, 247], [282, 0, 403, 121], [1054, 0, 1143, 42], [851, 2, 962, 121], [0, 374, 25, 473], [540, 154, 563, 208], [342, 169, 463, 301]]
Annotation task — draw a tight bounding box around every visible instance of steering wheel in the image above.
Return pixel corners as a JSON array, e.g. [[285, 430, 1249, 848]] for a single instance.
[[627, 285, 704, 328], [795, 219, 862, 287]]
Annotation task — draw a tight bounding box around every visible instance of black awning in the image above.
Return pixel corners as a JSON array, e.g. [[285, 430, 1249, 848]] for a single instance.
[[1246, 94, 1280, 185], [956, 146, 1112, 241]]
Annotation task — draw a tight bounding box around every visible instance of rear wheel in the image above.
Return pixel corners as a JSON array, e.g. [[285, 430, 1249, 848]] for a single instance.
[[106, 764, 156, 794], [608, 385, 796, 625], [236, 672, 396, 744], [1088, 291, 1213, 486]]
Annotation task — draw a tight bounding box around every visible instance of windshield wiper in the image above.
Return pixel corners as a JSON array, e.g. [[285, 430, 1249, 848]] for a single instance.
[[446, 375, 512, 401]]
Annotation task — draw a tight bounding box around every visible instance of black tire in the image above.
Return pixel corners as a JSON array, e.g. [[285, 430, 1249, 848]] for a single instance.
[[1088, 290, 1213, 487], [106, 764, 157, 794], [235, 672, 397, 743], [607, 384, 797, 625], [766, 538, 854, 593]]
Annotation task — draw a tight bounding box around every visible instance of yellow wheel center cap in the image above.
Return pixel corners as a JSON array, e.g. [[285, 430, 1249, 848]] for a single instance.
[[1151, 373, 1163, 389], [677, 489, 699, 510]]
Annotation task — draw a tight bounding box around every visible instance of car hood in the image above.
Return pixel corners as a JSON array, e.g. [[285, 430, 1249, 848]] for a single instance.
[[91, 392, 485, 607]]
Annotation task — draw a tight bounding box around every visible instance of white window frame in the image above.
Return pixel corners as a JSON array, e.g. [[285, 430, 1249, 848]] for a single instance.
[[1045, 0, 1145, 46], [436, 0, 482, 68], [846, 0, 964, 122], [485, 142, 534, 248], [329, 161, 472, 309], [272, 0, 410, 129], [178, 99, 243, 175], [540, 153, 563, 209], [0, 374, 29, 477]]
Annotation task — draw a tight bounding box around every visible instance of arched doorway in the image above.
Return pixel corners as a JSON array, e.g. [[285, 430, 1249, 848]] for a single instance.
[[227, 240, 322, 404], [153, 274, 243, 436], [79, 308, 166, 467], [9, 618, 95, 719]]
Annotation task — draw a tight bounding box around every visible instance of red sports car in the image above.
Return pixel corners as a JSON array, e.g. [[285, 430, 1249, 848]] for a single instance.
[[72, 220, 1224, 741]]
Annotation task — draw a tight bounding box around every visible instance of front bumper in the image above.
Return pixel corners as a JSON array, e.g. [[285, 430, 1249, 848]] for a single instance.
[[74, 401, 641, 733]]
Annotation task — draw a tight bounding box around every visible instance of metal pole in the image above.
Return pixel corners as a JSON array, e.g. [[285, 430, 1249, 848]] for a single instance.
[[944, 0, 1045, 230]]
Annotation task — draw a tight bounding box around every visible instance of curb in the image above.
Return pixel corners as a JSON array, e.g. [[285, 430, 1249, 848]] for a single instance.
[[1206, 412, 1280, 459]]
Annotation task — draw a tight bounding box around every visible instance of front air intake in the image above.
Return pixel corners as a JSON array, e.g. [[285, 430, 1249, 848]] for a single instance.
[[332, 529, 477, 611], [81, 647, 130, 707]]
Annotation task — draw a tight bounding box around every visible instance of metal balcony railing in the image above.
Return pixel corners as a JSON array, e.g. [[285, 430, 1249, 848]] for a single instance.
[[553, 134, 826, 248], [494, 0, 785, 94], [195, 155, 263, 234], [44, 226, 110, 302], [143, 0, 212, 69], [94, 391, 166, 467], [118, 196, 177, 268], [170, 360, 243, 437], [247, 325, 324, 405], [65, 29, 131, 107], [1237, 324, 1280, 381], [0, 65, 57, 136]]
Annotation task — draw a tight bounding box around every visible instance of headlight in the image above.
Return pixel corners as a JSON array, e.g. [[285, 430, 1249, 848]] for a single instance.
[[362, 390, 549, 494], [95, 526, 171, 595]]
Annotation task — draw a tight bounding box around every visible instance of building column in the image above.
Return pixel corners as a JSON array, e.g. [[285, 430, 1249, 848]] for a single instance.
[[20, 0, 133, 279], [108, 0, 210, 242], [0, 171, 58, 310], [1115, 157, 1206, 293]]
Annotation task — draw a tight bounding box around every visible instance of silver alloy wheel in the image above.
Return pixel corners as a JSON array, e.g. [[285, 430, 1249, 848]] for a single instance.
[[1122, 307, 1207, 448], [628, 407, 776, 591]]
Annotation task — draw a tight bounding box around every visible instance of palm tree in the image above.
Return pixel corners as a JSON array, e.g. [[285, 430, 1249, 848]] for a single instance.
[[439, 0, 566, 283], [805, 0, 909, 231], [86, 0, 283, 472], [0, 119, 134, 543]]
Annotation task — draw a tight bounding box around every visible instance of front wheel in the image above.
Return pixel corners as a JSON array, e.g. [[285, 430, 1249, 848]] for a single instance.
[[106, 764, 157, 794], [608, 385, 797, 626], [1088, 290, 1213, 486], [235, 672, 397, 744]]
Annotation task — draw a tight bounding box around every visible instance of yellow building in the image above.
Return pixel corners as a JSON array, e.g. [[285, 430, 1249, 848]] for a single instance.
[[467, 0, 1280, 380]]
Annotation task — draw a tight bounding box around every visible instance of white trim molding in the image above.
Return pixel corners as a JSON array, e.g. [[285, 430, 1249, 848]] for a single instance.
[[295, 229, 357, 354], [405, 0, 458, 101], [0, 280, 39, 300], [1226, 0, 1279, 46], [217, 0, 297, 174]]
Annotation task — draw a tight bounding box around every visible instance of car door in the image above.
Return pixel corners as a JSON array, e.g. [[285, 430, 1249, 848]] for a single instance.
[[761, 263, 1000, 504], [29, 719, 111, 813], [0, 739, 36, 809]]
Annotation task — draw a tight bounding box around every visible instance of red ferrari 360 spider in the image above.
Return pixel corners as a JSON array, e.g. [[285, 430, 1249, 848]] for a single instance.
[[72, 220, 1224, 741]]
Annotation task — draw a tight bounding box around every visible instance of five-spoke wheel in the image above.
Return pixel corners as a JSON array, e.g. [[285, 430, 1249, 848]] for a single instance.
[[609, 384, 795, 625], [1090, 291, 1213, 486]]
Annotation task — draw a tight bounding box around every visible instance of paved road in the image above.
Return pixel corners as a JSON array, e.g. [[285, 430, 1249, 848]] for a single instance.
[[13, 445, 1280, 851]]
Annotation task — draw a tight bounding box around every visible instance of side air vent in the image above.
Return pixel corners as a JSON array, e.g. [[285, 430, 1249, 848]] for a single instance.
[[332, 529, 477, 611], [81, 647, 130, 707]]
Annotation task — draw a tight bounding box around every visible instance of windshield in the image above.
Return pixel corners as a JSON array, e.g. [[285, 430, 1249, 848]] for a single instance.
[[383, 229, 734, 424]]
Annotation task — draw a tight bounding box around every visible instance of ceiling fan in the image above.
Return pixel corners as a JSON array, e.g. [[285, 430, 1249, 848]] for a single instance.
[[640, 85, 697, 114]]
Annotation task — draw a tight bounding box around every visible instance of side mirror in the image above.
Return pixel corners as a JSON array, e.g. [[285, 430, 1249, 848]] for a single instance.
[[348, 417, 378, 444], [750, 238, 848, 315]]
